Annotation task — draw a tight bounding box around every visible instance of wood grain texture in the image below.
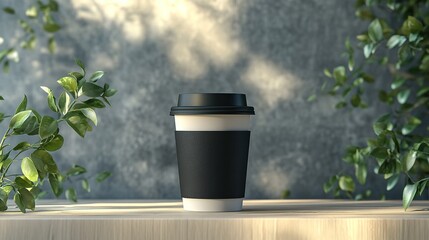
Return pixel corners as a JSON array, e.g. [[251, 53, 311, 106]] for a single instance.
[[1, 200, 429, 240]]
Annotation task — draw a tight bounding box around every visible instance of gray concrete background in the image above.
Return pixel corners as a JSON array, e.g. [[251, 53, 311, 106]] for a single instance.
[[0, 0, 397, 199]]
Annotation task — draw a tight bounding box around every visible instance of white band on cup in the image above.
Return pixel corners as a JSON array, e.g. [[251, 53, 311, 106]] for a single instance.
[[174, 115, 251, 131], [182, 198, 243, 212]]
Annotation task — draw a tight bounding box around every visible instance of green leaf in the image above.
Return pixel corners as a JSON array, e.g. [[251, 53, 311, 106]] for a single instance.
[[417, 87, 429, 97], [355, 163, 367, 185], [40, 87, 58, 113], [31, 150, 57, 174], [373, 114, 391, 135], [96, 171, 111, 182], [21, 157, 39, 183], [0, 96, 3, 100], [333, 66, 346, 85], [19, 188, 35, 211], [65, 112, 90, 137], [58, 92, 71, 115], [13, 142, 32, 151], [43, 23, 61, 33], [9, 110, 32, 129], [14, 193, 26, 213], [75, 59, 85, 75], [66, 165, 87, 176], [397, 89, 410, 104], [323, 69, 332, 78], [15, 176, 33, 188], [368, 19, 383, 42], [418, 180, 428, 196], [351, 94, 361, 107], [15, 95, 27, 114], [370, 147, 389, 159], [391, 77, 406, 90], [378, 159, 398, 174], [402, 116, 421, 135], [82, 82, 104, 97], [403, 150, 417, 171], [403, 183, 417, 210], [80, 108, 97, 126], [83, 99, 106, 108], [44, 135, 64, 152], [69, 72, 84, 81], [25, 6, 38, 18], [104, 88, 117, 98], [65, 188, 77, 202], [386, 35, 406, 49], [387, 174, 399, 191], [57, 77, 78, 95], [339, 176, 355, 192], [48, 173, 63, 197], [39, 116, 58, 139], [3, 7, 15, 14], [401, 16, 423, 35], [335, 101, 347, 109], [82, 179, 90, 192], [89, 71, 104, 82]]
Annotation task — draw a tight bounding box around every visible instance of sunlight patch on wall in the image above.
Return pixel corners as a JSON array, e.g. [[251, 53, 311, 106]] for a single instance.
[[254, 157, 291, 198], [242, 55, 301, 107]]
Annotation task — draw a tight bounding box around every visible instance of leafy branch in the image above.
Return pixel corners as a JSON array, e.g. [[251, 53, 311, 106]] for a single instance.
[[0, 60, 116, 212], [318, 0, 429, 210]]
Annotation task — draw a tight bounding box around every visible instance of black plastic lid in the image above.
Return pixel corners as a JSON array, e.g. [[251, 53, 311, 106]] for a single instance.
[[170, 93, 255, 115]]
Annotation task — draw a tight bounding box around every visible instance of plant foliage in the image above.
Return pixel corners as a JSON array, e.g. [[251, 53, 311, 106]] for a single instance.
[[0, 60, 116, 212], [320, 0, 429, 210]]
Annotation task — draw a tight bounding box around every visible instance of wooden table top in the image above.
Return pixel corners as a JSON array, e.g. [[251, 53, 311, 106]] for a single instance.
[[1, 199, 428, 240]]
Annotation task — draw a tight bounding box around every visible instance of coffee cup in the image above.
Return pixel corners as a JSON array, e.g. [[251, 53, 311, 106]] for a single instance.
[[170, 93, 255, 211]]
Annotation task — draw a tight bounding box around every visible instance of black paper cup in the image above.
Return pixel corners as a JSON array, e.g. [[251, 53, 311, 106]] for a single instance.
[[170, 93, 255, 211]]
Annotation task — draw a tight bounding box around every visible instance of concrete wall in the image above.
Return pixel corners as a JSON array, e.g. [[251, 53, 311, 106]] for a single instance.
[[0, 0, 396, 199]]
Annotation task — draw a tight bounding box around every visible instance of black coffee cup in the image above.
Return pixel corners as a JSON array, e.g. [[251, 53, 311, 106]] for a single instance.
[[170, 93, 255, 211]]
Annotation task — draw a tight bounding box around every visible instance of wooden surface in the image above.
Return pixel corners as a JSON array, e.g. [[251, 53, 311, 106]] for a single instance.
[[1, 199, 429, 240]]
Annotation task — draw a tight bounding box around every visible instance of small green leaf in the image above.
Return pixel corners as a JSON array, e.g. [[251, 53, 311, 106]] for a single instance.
[[14, 193, 25, 213], [19, 188, 35, 211], [370, 147, 389, 159], [44, 135, 64, 152], [39, 116, 58, 139], [48, 174, 63, 197], [83, 99, 106, 108], [89, 71, 104, 82], [0, 96, 3, 100], [104, 88, 117, 98], [58, 92, 71, 115], [373, 114, 391, 135], [403, 183, 417, 210], [13, 142, 32, 151], [418, 180, 428, 196], [333, 66, 346, 85], [65, 112, 90, 137], [57, 77, 78, 95], [363, 43, 375, 58], [351, 94, 361, 107], [15, 176, 33, 188], [391, 77, 406, 90], [339, 176, 355, 192], [355, 163, 367, 185], [96, 171, 111, 182], [3, 7, 15, 14], [43, 23, 61, 33], [15, 95, 27, 114], [21, 157, 39, 183], [69, 72, 84, 81], [402, 116, 421, 135], [387, 174, 399, 191], [75, 59, 85, 75], [82, 82, 104, 97], [66, 165, 87, 176], [48, 37, 56, 54], [397, 89, 410, 104], [9, 110, 32, 129], [386, 35, 406, 49], [335, 101, 347, 109], [368, 19, 383, 42], [323, 69, 332, 78], [65, 188, 77, 202], [31, 150, 57, 174], [82, 179, 90, 192], [378, 159, 398, 174], [403, 150, 417, 171], [401, 16, 423, 35], [307, 94, 316, 102], [25, 6, 38, 18], [80, 108, 97, 126]]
